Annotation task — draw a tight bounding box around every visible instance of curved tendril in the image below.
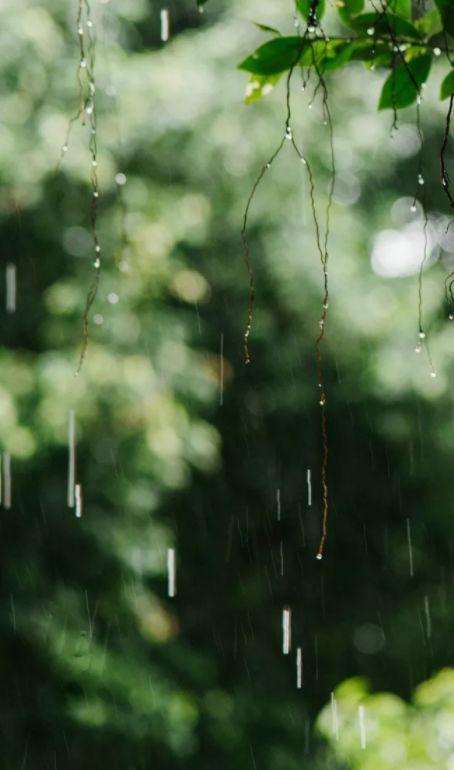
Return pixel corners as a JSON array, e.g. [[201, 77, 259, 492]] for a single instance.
[[416, 205, 436, 377], [241, 29, 310, 363], [241, 136, 286, 364]]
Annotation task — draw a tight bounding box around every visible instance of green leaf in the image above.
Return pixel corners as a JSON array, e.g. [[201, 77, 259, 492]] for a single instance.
[[337, 0, 365, 24], [387, 0, 411, 19], [314, 39, 374, 70], [441, 70, 454, 100], [296, 0, 326, 21], [244, 74, 282, 103], [415, 8, 443, 37], [435, 0, 454, 36], [238, 37, 304, 75], [378, 55, 432, 110], [298, 39, 353, 72], [350, 12, 422, 39], [254, 22, 282, 37]]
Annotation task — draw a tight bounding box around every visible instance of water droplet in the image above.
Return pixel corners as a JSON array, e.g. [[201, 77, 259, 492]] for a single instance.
[[410, 204, 417, 213], [62, 144, 68, 152], [316, 553, 323, 560], [449, 314, 454, 321], [115, 172, 127, 186], [108, 292, 119, 305], [94, 313, 104, 325], [95, 245, 101, 253], [419, 331, 426, 339], [367, 26, 375, 35], [430, 371, 437, 378], [434, 47, 441, 57], [80, 59, 87, 69], [415, 345, 421, 354], [93, 258, 100, 268], [285, 126, 293, 140], [418, 173, 424, 186]]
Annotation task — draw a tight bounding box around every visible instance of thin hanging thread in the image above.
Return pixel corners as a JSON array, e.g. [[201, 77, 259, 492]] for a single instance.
[[241, 20, 315, 363], [297, 39, 335, 560], [440, 94, 454, 304], [241, 2, 333, 557], [374, 0, 436, 374], [58, 0, 101, 374], [416, 206, 436, 377]]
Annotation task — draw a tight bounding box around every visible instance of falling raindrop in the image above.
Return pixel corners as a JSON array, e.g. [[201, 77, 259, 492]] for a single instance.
[[406, 517, 414, 578], [160, 8, 170, 42], [75, 483, 83, 518], [5, 264, 16, 313], [296, 647, 303, 689], [282, 606, 291, 655], [424, 594, 432, 639], [307, 469, 312, 506], [331, 692, 339, 740], [219, 332, 224, 407], [358, 704, 367, 749], [167, 547, 176, 597], [3, 452, 11, 510], [67, 410, 76, 508]]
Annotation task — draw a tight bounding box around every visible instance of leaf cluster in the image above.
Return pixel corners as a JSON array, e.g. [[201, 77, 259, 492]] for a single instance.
[[224, 1, 454, 109]]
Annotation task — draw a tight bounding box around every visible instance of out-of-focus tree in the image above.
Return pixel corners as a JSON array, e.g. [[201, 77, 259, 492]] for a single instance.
[[317, 668, 454, 769], [1, 0, 454, 768]]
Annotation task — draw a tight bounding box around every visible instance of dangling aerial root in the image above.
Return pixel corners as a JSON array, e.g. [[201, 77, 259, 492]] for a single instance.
[[58, 0, 101, 374]]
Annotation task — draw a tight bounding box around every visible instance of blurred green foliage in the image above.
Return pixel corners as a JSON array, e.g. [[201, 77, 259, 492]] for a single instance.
[[317, 668, 454, 768], [1, 0, 454, 768]]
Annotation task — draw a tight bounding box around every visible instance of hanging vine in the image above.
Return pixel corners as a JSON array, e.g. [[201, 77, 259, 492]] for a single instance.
[[58, 0, 101, 373], [200, 0, 454, 558]]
